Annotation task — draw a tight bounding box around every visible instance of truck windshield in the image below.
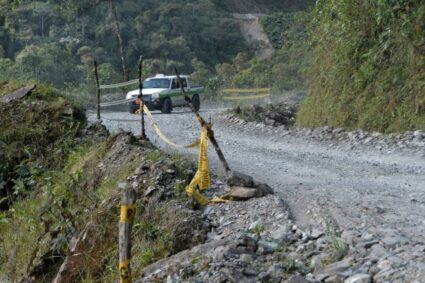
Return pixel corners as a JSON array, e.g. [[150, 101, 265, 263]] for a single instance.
[[143, 78, 170, 89]]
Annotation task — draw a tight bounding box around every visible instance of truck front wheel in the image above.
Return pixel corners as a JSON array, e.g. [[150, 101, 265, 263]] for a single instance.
[[161, 98, 172, 114], [192, 94, 200, 112]]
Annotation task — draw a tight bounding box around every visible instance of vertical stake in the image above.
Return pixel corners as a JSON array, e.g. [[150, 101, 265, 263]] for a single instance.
[[138, 55, 146, 139], [174, 68, 231, 177], [118, 183, 135, 283], [94, 60, 101, 121]]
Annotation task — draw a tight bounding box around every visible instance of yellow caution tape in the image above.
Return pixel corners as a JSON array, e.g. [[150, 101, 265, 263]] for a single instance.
[[185, 126, 228, 206], [120, 204, 136, 223], [223, 93, 270, 100], [119, 260, 132, 283], [136, 105, 200, 148]]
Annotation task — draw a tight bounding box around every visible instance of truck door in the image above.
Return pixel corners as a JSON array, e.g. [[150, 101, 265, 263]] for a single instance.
[[171, 78, 188, 106]]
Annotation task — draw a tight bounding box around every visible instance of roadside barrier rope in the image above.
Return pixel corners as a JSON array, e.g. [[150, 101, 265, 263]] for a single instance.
[[99, 79, 139, 89], [138, 104, 225, 206], [223, 88, 270, 93], [100, 98, 135, 107], [136, 104, 200, 148]]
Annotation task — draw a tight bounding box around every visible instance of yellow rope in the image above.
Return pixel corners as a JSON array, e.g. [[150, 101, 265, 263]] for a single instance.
[[136, 105, 200, 148], [185, 126, 226, 206]]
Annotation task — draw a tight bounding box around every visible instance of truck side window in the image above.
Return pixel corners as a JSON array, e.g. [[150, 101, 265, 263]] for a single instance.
[[172, 78, 187, 89]]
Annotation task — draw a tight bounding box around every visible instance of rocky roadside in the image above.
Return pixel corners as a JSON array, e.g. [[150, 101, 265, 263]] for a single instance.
[[223, 104, 425, 157], [86, 109, 425, 282], [137, 188, 425, 283]]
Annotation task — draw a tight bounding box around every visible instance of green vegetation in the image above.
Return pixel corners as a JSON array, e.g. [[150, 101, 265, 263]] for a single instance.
[[0, 82, 200, 281], [0, 0, 248, 93], [0, 82, 85, 209], [214, 11, 310, 95], [297, 0, 425, 132]]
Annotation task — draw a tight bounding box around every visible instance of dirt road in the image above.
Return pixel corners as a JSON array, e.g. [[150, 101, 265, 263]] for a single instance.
[[89, 106, 425, 276]]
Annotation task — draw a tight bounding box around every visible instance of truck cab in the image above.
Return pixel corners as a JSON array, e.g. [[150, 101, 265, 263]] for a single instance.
[[126, 74, 204, 114]]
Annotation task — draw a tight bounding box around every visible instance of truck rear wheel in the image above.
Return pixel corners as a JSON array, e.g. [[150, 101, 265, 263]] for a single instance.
[[161, 98, 172, 114], [192, 94, 200, 112]]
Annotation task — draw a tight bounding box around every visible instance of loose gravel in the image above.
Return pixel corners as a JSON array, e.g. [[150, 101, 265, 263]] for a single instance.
[[88, 105, 425, 281]]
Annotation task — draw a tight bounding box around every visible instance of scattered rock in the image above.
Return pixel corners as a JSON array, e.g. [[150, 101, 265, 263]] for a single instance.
[[0, 84, 36, 103], [226, 171, 255, 187], [344, 274, 371, 283], [287, 274, 310, 283], [144, 185, 157, 197]]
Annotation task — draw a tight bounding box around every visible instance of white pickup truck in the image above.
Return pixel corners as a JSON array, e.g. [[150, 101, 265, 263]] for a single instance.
[[126, 74, 204, 114]]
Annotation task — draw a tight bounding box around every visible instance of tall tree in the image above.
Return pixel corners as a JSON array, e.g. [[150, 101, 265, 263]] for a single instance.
[[109, 0, 129, 80]]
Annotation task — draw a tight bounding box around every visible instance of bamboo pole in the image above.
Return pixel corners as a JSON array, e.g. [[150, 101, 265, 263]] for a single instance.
[[94, 60, 101, 120], [174, 68, 231, 177], [118, 183, 135, 283], [138, 55, 146, 139]]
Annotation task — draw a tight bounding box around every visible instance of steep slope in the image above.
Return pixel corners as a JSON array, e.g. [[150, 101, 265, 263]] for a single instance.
[[233, 13, 274, 59]]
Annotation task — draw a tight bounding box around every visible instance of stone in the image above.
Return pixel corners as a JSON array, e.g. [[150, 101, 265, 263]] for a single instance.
[[357, 240, 379, 249], [270, 225, 289, 241], [312, 256, 325, 274], [144, 185, 157, 197], [381, 235, 409, 249], [323, 257, 353, 276], [413, 130, 424, 139], [257, 240, 280, 252], [255, 183, 274, 195], [226, 186, 257, 200], [310, 228, 325, 239], [287, 274, 310, 283], [0, 84, 36, 103], [344, 274, 371, 283], [166, 273, 180, 283], [239, 253, 254, 264], [369, 244, 386, 259], [226, 171, 255, 187]]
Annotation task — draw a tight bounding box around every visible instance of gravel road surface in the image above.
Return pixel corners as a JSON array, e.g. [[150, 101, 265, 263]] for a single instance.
[[89, 106, 425, 268]]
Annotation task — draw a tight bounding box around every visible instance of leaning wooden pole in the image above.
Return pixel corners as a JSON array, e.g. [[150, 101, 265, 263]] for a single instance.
[[138, 55, 146, 139], [174, 68, 231, 177], [118, 183, 136, 283], [94, 60, 101, 120]]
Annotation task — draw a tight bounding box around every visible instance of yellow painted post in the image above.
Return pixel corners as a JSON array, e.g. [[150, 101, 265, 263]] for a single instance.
[[118, 183, 135, 283]]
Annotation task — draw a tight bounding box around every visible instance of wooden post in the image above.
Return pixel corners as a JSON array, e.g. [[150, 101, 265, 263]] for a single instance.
[[138, 55, 146, 139], [174, 68, 231, 177], [94, 60, 101, 120], [118, 183, 136, 283]]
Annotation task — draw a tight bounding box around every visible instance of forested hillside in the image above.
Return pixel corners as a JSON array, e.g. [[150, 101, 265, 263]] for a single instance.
[[1, 0, 422, 132], [215, 11, 310, 92], [298, 0, 425, 132], [0, 0, 248, 89]]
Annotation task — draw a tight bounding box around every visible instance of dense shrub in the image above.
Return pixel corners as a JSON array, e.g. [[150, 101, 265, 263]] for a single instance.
[[298, 0, 425, 132]]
